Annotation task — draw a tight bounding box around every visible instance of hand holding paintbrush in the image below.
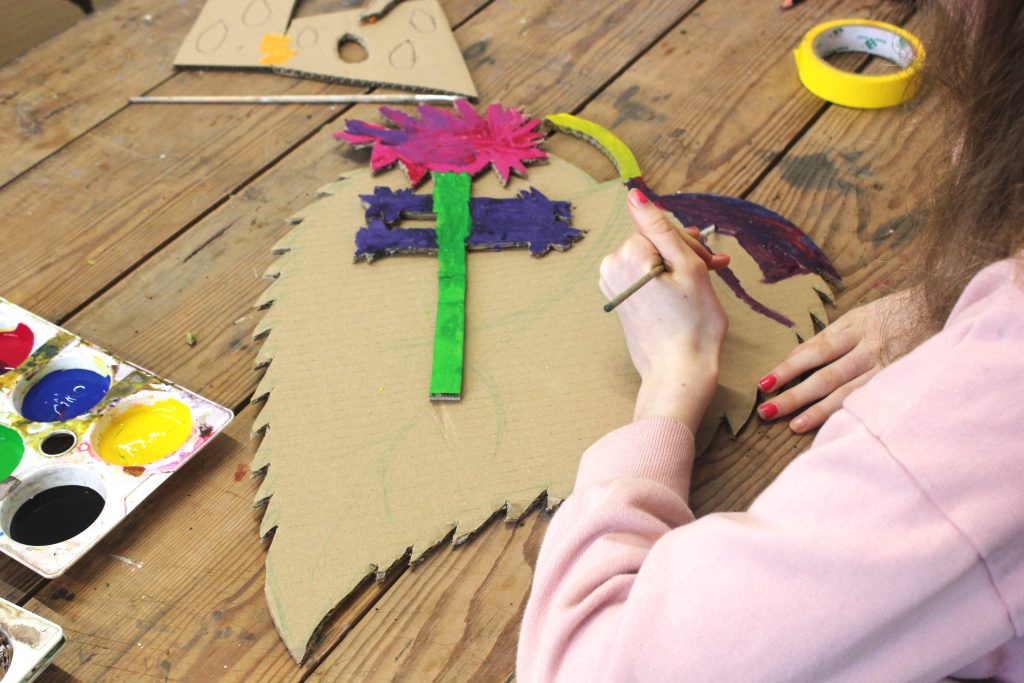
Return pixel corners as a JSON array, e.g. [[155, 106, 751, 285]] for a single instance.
[[603, 191, 730, 312], [599, 188, 730, 429]]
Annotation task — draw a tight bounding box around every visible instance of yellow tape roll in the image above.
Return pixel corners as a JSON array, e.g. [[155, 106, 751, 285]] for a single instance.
[[794, 19, 925, 109]]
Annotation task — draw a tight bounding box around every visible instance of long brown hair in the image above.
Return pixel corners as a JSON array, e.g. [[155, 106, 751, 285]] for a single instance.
[[909, 0, 1024, 336]]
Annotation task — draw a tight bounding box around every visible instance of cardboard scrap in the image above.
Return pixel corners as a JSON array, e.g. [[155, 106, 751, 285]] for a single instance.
[[250, 151, 833, 660], [0, 0, 85, 67], [174, 0, 477, 98]]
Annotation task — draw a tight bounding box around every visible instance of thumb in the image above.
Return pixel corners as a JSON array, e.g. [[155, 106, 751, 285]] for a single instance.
[[625, 188, 690, 268]]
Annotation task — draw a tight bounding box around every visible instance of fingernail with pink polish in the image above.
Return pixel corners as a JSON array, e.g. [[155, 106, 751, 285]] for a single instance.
[[759, 403, 778, 419], [757, 374, 777, 392], [790, 416, 808, 432], [629, 189, 650, 207]]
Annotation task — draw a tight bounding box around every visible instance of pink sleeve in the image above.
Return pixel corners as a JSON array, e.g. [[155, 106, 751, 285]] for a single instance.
[[517, 262, 1024, 682]]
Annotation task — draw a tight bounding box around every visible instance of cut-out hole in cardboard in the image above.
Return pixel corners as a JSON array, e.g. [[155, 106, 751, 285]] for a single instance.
[[337, 33, 369, 63]]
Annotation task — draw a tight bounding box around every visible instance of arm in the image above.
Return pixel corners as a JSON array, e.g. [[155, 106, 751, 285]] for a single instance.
[[518, 406, 1015, 682], [518, 202, 1024, 681]]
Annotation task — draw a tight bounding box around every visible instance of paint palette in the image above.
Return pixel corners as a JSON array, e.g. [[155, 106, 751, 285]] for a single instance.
[[0, 298, 232, 578], [0, 597, 64, 682]]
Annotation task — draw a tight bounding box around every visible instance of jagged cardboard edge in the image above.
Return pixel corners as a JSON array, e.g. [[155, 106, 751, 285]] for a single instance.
[[246, 171, 572, 661], [245, 157, 834, 661]]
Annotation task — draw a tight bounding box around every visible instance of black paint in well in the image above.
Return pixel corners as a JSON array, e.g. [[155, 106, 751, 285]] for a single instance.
[[9, 485, 104, 546]]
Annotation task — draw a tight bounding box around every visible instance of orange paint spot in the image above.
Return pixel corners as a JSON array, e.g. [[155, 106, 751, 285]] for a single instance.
[[234, 463, 249, 482], [259, 33, 297, 65]]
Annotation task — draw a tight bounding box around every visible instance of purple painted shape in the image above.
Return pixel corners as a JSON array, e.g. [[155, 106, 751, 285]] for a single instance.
[[354, 187, 582, 261], [627, 178, 840, 285], [355, 217, 438, 258], [627, 178, 841, 328], [469, 189, 577, 256], [361, 186, 431, 224]]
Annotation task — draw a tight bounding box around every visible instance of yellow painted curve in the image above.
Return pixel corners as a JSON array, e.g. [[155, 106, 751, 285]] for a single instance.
[[544, 113, 642, 181]]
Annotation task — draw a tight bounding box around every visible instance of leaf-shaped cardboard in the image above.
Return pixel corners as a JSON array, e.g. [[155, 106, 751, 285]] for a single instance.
[[251, 156, 832, 660], [174, 0, 477, 98]]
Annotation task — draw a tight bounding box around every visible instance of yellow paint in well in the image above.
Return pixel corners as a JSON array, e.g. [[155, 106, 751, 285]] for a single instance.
[[97, 398, 192, 466]]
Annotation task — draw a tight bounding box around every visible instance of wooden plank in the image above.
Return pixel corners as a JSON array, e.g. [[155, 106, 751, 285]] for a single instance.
[[689, 45, 942, 516], [25, 1, 929, 679], [22, 404, 295, 682], [0, 0, 204, 187], [311, 5, 938, 681], [0, 0, 488, 604], [0, 560, 45, 604], [307, 514, 547, 682], [19, 408, 420, 682], [0, 0, 484, 323], [544, 0, 907, 195], [0, 0, 485, 636], [0, 0, 482, 189], [33, 0, 707, 404], [18, 1, 942, 679], [15, 0, 713, 678]]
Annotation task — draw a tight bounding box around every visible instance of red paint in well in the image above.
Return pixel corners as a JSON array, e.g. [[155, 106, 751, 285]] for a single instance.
[[0, 323, 33, 375]]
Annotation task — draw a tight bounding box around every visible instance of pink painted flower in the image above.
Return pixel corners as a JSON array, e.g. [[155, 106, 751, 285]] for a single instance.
[[335, 100, 548, 186]]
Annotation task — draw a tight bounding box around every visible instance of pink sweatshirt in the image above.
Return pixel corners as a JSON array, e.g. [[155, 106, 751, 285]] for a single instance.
[[518, 259, 1024, 682]]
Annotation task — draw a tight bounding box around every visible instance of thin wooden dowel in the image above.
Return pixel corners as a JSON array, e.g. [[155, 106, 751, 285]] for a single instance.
[[602, 224, 716, 313], [129, 94, 462, 105], [603, 263, 667, 313]]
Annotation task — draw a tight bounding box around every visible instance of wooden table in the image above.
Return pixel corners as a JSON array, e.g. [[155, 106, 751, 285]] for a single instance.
[[0, 0, 935, 679]]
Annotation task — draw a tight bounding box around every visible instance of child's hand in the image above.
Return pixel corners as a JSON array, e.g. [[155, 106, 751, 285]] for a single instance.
[[755, 290, 914, 432], [600, 189, 729, 433]]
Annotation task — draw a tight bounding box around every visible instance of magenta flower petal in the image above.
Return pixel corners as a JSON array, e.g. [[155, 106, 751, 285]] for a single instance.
[[336, 100, 548, 186]]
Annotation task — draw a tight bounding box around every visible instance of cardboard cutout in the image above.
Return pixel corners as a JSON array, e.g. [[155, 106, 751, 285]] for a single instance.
[[250, 105, 836, 660], [174, 0, 477, 98]]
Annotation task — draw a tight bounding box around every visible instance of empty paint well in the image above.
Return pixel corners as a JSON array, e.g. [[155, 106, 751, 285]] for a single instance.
[[15, 355, 111, 423], [1, 467, 106, 547], [95, 397, 192, 468], [39, 431, 77, 457]]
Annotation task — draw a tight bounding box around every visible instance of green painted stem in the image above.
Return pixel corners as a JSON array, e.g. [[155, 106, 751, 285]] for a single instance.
[[429, 172, 472, 399]]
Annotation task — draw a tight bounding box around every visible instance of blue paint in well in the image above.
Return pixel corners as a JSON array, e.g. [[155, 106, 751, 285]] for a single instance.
[[21, 369, 110, 422]]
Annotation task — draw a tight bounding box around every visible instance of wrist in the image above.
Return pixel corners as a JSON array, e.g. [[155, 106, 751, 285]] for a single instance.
[[634, 360, 719, 433]]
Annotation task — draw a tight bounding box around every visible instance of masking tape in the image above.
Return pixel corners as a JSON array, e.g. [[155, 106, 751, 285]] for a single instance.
[[794, 19, 925, 109]]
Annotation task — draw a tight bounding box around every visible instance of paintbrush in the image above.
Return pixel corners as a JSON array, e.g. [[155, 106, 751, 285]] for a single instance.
[[129, 94, 462, 105], [603, 225, 716, 313]]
